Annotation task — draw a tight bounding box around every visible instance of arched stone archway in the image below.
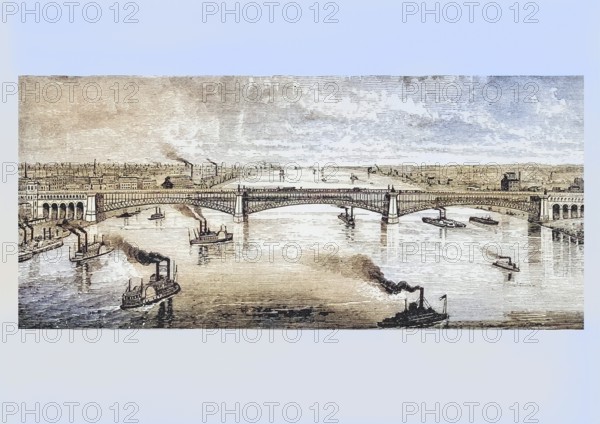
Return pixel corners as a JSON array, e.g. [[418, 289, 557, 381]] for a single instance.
[[552, 204, 561, 220], [571, 205, 578, 218], [67, 203, 75, 220], [59, 203, 67, 220], [42, 203, 50, 219], [51, 204, 58, 220], [580, 205, 584, 218], [562, 204, 569, 219], [76, 202, 84, 220]]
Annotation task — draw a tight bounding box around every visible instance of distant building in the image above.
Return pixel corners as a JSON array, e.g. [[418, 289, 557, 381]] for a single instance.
[[18, 179, 38, 219], [89, 177, 103, 190], [568, 177, 584, 192], [138, 178, 156, 190], [501, 172, 521, 191], [118, 176, 139, 190], [161, 177, 174, 189]]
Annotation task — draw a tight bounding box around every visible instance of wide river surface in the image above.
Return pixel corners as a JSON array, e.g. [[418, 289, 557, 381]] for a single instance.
[[19, 203, 584, 328]]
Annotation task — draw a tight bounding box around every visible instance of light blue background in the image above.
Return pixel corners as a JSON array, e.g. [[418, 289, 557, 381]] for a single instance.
[[0, 1, 597, 422]]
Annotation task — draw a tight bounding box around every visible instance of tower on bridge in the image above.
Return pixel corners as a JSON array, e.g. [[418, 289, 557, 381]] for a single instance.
[[233, 190, 248, 223], [382, 187, 399, 224]]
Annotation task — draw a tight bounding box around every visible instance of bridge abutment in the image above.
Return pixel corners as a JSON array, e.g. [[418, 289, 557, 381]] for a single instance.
[[538, 195, 550, 222], [84, 194, 97, 222]]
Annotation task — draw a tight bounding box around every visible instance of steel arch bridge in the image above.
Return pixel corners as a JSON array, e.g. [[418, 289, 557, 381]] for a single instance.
[[27, 188, 583, 224], [91, 188, 548, 223]]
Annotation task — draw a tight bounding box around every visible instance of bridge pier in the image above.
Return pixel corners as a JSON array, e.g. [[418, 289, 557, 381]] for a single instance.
[[538, 195, 550, 222], [233, 192, 246, 223], [382, 190, 399, 224], [84, 194, 96, 222]]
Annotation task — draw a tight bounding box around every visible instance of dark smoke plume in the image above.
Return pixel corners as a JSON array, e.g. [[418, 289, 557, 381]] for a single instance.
[[58, 220, 79, 236], [174, 204, 197, 219], [161, 144, 192, 166], [317, 254, 421, 295], [71, 222, 87, 235], [107, 235, 168, 265], [173, 204, 205, 223]]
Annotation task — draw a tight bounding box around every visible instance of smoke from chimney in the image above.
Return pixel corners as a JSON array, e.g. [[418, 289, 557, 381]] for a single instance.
[[161, 144, 192, 166], [59, 221, 81, 251], [316, 254, 421, 295], [107, 235, 171, 278]]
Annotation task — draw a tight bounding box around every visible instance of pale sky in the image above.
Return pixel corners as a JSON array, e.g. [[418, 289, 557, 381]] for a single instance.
[[19, 75, 584, 165]]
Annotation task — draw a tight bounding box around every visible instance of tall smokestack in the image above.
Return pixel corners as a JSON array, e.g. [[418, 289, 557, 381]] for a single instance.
[[190, 164, 194, 180], [207, 158, 218, 176], [166, 258, 171, 281], [419, 287, 424, 309], [155, 262, 160, 279], [26, 222, 34, 241]]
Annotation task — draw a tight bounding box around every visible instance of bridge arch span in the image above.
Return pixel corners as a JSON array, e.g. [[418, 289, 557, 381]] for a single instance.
[[101, 198, 236, 218], [397, 203, 535, 218], [397, 196, 541, 221], [247, 199, 385, 215]]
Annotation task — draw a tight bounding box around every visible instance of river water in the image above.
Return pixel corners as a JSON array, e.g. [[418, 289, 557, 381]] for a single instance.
[[18, 202, 584, 329]]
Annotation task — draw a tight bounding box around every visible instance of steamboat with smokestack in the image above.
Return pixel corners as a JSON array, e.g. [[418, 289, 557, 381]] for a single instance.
[[338, 206, 355, 227], [18, 222, 64, 262], [121, 256, 181, 309], [63, 222, 114, 263], [148, 207, 165, 220], [492, 256, 520, 272], [469, 215, 499, 225], [373, 273, 448, 327], [117, 208, 141, 218], [188, 217, 233, 245], [378, 281, 449, 328], [422, 207, 466, 228]]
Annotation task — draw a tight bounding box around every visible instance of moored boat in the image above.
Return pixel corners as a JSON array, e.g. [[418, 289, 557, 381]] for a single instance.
[[69, 233, 114, 263], [18, 224, 64, 261], [18, 249, 33, 262]]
